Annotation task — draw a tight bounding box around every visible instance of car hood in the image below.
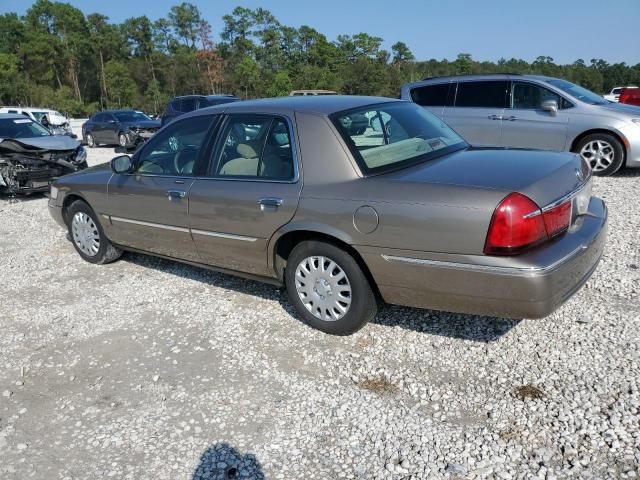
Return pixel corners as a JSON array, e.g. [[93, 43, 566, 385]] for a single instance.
[[598, 102, 640, 116], [0, 135, 80, 153], [384, 147, 586, 208], [121, 120, 161, 129]]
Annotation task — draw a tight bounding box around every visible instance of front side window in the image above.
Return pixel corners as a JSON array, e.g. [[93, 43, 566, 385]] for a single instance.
[[410, 83, 454, 107], [212, 115, 295, 181], [512, 82, 563, 110], [455, 81, 509, 108], [135, 115, 214, 176], [332, 102, 466, 175], [93, 113, 105, 122], [0, 118, 51, 138]]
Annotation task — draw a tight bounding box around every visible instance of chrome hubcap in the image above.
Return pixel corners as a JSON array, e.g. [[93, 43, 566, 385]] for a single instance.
[[71, 212, 100, 256], [119, 134, 127, 147], [87, 135, 94, 147], [580, 140, 615, 172], [294, 256, 352, 321]]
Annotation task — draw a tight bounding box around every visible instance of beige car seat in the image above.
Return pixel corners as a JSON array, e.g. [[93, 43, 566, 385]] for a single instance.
[[219, 144, 260, 176]]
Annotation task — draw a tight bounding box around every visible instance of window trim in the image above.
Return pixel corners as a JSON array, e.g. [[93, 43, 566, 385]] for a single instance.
[[452, 80, 510, 109], [202, 113, 300, 184], [127, 114, 218, 179], [409, 81, 455, 107], [509, 80, 574, 111]]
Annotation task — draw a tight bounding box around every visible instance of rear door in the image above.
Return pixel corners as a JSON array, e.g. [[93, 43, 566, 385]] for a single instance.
[[91, 113, 107, 142], [443, 80, 509, 146], [500, 81, 569, 151], [105, 114, 216, 261], [188, 114, 301, 276]]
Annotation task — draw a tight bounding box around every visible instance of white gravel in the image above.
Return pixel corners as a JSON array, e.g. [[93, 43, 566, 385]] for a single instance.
[[0, 147, 639, 479]]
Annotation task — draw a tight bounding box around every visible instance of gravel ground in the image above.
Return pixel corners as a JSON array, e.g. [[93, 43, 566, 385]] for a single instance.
[[0, 147, 639, 480]]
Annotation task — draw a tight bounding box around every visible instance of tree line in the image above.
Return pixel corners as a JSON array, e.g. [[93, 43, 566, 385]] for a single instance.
[[1, 1, 639, 117]]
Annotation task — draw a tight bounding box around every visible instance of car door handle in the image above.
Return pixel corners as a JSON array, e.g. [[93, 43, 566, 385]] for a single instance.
[[167, 190, 186, 201], [258, 197, 283, 211], [487, 115, 502, 120], [504, 116, 518, 121]]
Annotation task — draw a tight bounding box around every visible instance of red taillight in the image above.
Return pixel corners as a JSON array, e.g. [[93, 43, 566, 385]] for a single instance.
[[542, 201, 571, 238], [484, 193, 572, 255]]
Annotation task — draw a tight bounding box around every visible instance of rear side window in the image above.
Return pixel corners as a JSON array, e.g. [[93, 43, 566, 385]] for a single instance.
[[410, 83, 454, 106], [455, 81, 509, 108], [181, 98, 197, 112]]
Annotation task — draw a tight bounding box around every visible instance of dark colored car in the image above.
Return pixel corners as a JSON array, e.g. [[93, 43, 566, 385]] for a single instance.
[[82, 110, 161, 148], [161, 95, 239, 126], [49, 96, 606, 335], [0, 113, 87, 194], [619, 87, 640, 107]]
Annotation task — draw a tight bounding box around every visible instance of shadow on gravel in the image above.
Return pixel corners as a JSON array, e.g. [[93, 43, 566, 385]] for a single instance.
[[0, 192, 47, 203], [192, 442, 264, 480], [373, 305, 520, 341], [124, 252, 519, 341], [613, 168, 640, 178]]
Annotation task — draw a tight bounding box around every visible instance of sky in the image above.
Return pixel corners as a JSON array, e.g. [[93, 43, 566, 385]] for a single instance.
[[1, 0, 639, 65]]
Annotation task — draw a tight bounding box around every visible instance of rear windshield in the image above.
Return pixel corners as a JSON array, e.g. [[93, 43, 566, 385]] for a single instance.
[[331, 102, 466, 175], [546, 79, 608, 105], [114, 111, 152, 122], [0, 118, 51, 139]]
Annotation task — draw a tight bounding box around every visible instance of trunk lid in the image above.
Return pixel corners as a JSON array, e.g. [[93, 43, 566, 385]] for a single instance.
[[384, 147, 587, 208]]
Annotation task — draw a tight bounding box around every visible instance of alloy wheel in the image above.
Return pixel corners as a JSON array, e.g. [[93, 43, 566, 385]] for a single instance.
[[580, 140, 615, 173], [294, 255, 352, 321]]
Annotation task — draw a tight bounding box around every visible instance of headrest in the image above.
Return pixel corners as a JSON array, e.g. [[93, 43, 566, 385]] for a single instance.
[[237, 143, 257, 159]]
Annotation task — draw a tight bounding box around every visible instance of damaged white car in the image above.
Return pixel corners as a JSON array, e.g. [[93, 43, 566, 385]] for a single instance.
[[0, 113, 88, 195]]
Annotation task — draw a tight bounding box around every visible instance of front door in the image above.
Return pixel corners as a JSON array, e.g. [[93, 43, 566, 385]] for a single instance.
[[443, 80, 509, 146], [500, 81, 569, 151], [104, 114, 217, 260], [188, 114, 301, 276]]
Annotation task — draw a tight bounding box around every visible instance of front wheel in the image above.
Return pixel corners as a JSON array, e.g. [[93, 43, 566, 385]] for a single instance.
[[575, 133, 624, 176], [119, 133, 128, 147], [285, 241, 377, 335], [85, 133, 96, 148], [67, 200, 122, 264]]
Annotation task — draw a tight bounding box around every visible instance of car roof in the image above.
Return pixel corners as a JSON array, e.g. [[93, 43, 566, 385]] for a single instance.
[[192, 95, 400, 117], [404, 73, 558, 87], [0, 113, 34, 120]]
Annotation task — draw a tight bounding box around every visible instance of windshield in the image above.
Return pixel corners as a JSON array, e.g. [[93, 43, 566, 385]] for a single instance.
[[114, 111, 152, 122], [331, 102, 466, 175], [546, 79, 608, 105], [0, 118, 51, 139]]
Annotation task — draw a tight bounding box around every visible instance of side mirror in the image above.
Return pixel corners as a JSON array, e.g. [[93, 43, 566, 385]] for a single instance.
[[541, 100, 558, 116], [111, 155, 133, 174]]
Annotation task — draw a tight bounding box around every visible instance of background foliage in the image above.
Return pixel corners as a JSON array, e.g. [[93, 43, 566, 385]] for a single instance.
[[1, 1, 639, 116]]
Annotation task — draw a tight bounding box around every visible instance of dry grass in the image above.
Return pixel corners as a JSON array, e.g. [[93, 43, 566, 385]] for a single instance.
[[357, 376, 398, 394], [513, 384, 545, 400]]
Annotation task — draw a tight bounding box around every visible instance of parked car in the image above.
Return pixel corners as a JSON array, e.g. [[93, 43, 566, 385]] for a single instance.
[[603, 87, 625, 102], [401, 74, 640, 176], [48, 96, 606, 335], [82, 110, 161, 148], [161, 94, 239, 126], [290, 90, 338, 96], [619, 87, 640, 106], [0, 107, 75, 137], [0, 113, 87, 194]]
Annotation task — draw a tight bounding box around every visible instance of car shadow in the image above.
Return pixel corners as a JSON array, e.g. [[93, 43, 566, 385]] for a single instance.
[[0, 192, 47, 203], [123, 252, 518, 342], [192, 442, 264, 480], [613, 168, 640, 178]]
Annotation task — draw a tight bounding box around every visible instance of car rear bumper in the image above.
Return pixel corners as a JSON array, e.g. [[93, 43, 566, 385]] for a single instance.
[[357, 197, 607, 319]]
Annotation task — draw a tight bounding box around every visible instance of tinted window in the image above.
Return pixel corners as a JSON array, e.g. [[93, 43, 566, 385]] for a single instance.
[[135, 115, 214, 176], [202, 97, 237, 107], [0, 118, 51, 138], [212, 115, 295, 181], [455, 81, 509, 108], [114, 111, 151, 122], [93, 113, 105, 122], [169, 99, 181, 112], [512, 82, 563, 109], [181, 98, 198, 112], [332, 102, 466, 175], [410, 83, 453, 106]]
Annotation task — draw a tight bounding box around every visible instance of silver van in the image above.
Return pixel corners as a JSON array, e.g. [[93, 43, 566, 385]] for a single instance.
[[401, 74, 640, 176]]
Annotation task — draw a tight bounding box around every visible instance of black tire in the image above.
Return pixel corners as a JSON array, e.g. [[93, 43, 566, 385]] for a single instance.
[[66, 200, 122, 265], [285, 240, 377, 335], [85, 133, 96, 148], [574, 133, 625, 176]]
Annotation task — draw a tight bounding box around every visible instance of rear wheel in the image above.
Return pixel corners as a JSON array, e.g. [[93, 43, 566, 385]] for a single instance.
[[285, 240, 377, 335], [66, 200, 122, 264], [575, 133, 624, 176]]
